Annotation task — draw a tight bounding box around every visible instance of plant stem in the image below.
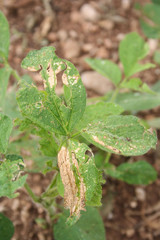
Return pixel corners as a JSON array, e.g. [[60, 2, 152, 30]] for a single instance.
[[11, 69, 21, 83], [110, 87, 120, 102], [105, 152, 111, 164], [24, 182, 40, 203], [110, 77, 128, 102]]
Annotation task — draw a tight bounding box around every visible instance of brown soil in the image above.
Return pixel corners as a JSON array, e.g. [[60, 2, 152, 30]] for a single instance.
[[0, 0, 160, 239]]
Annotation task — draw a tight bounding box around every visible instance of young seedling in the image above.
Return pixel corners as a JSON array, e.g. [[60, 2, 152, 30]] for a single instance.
[[0, 10, 158, 240]]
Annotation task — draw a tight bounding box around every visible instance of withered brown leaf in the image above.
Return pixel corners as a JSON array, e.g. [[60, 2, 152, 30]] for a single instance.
[[58, 146, 86, 218]]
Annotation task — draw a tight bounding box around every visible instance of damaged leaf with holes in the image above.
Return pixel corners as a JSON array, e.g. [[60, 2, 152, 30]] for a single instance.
[[17, 46, 86, 135], [58, 140, 103, 223], [81, 115, 157, 156], [0, 155, 27, 198]]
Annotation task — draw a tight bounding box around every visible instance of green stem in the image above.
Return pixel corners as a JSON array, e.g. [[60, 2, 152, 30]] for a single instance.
[[71, 131, 81, 138], [105, 152, 111, 164], [110, 87, 120, 102], [11, 69, 21, 83], [41, 172, 58, 198], [24, 183, 40, 203], [110, 77, 128, 102]]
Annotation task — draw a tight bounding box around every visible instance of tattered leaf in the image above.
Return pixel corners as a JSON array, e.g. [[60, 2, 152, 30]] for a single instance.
[[58, 145, 86, 222], [0, 11, 10, 61], [0, 113, 12, 154], [54, 207, 105, 240], [0, 155, 27, 198], [77, 102, 124, 130], [0, 213, 14, 240], [85, 58, 122, 86], [70, 140, 103, 206], [81, 115, 157, 156], [119, 32, 149, 77], [57, 140, 103, 223], [105, 161, 157, 185], [21, 46, 86, 132]]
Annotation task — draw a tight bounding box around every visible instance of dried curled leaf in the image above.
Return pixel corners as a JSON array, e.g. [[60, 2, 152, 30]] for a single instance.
[[58, 146, 86, 219]]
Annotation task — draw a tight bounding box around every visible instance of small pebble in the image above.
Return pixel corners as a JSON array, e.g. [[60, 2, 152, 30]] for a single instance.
[[81, 71, 114, 95], [63, 39, 81, 59], [130, 201, 137, 208], [80, 3, 100, 22], [135, 187, 146, 202]]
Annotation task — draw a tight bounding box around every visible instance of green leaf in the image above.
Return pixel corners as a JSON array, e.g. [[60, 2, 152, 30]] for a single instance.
[[17, 85, 67, 135], [54, 207, 105, 240], [154, 50, 160, 64], [81, 115, 157, 156], [0, 11, 10, 61], [142, 3, 160, 25], [121, 78, 155, 94], [77, 102, 124, 130], [152, 0, 160, 5], [94, 151, 106, 169], [39, 137, 58, 157], [20, 46, 86, 133], [105, 161, 157, 185], [85, 58, 122, 86], [114, 92, 160, 111], [0, 155, 27, 198], [0, 213, 14, 240], [70, 140, 103, 206], [127, 63, 155, 77], [140, 20, 160, 39], [0, 67, 12, 111], [3, 85, 21, 119], [57, 173, 64, 197], [119, 32, 150, 77], [0, 113, 12, 154], [151, 80, 160, 93]]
